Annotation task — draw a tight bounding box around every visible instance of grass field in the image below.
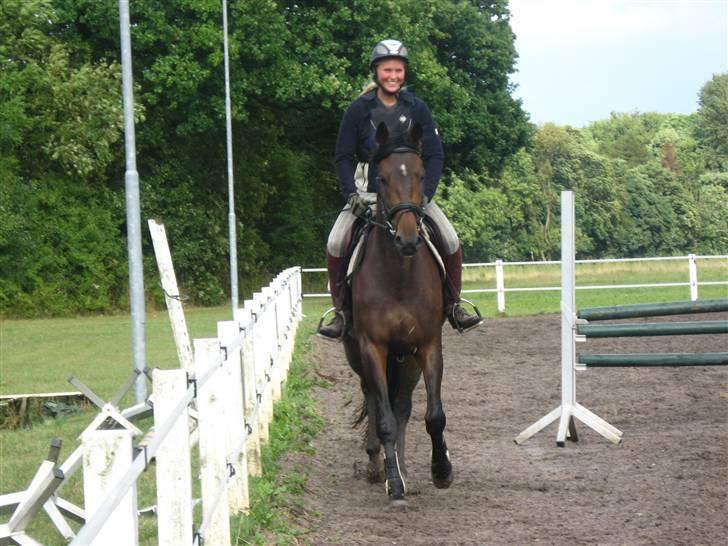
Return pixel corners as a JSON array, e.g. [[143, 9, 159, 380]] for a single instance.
[[0, 259, 725, 544]]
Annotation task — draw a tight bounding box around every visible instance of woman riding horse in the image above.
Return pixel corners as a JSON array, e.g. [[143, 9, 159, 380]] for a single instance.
[[318, 39, 482, 339]]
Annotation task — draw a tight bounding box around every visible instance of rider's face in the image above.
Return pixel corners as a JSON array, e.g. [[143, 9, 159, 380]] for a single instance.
[[375, 59, 406, 94]]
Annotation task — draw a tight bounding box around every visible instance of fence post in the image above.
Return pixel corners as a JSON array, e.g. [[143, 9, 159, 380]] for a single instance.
[[148, 220, 194, 371], [235, 306, 262, 477], [275, 276, 291, 379], [252, 294, 272, 441], [688, 254, 698, 301], [194, 339, 231, 546], [217, 320, 250, 514], [152, 369, 193, 546], [262, 287, 283, 403], [82, 430, 138, 546], [495, 259, 505, 312]]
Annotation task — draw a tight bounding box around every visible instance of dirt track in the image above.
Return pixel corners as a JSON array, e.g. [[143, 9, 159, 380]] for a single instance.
[[291, 312, 727, 545]]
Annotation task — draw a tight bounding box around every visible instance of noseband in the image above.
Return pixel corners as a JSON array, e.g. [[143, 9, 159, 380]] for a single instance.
[[372, 147, 425, 236]]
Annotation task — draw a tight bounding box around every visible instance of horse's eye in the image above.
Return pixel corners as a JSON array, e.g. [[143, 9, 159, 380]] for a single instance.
[[376, 176, 387, 186]]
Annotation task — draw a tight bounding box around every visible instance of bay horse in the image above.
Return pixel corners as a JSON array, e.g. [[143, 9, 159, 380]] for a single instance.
[[342, 121, 453, 507]]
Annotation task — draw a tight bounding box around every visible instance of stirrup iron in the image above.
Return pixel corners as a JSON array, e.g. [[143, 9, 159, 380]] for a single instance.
[[316, 307, 346, 340], [450, 298, 483, 334]]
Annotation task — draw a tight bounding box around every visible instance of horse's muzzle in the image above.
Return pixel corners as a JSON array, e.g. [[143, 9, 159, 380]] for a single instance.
[[394, 233, 423, 257]]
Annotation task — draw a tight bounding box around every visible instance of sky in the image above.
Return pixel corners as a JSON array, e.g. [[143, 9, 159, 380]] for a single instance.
[[508, 0, 728, 127]]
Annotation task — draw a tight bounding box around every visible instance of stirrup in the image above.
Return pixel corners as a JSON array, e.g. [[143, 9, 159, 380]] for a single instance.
[[316, 307, 346, 340], [449, 298, 483, 334]]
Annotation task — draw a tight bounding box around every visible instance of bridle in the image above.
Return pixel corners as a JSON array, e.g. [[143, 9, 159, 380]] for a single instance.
[[369, 147, 425, 237]]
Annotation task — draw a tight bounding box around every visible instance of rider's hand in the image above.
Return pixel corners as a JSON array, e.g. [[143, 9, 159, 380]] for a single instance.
[[347, 193, 369, 218]]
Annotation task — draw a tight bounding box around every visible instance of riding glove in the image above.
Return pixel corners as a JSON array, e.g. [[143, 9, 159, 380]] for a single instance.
[[348, 193, 369, 218]]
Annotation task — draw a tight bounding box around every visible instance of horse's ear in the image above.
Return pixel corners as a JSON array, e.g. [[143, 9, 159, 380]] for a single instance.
[[410, 122, 423, 147], [375, 122, 389, 148]]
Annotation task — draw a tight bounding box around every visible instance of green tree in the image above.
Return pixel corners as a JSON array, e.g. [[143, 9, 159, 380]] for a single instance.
[[695, 72, 728, 162], [0, 0, 128, 316]]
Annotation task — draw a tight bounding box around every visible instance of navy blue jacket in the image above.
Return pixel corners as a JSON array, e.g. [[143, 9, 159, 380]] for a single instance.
[[334, 90, 444, 200]]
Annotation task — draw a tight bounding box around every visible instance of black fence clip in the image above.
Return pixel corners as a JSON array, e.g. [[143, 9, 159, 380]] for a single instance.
[[159, 283, 189, 302], [187, 373, 197, 398]]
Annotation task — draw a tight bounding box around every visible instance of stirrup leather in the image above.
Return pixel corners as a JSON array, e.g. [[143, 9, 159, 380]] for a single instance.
[[448, 298, 483, 334]]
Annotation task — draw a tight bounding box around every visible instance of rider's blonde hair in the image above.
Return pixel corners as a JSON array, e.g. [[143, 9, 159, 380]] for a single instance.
[[359, 81, 379, 96]]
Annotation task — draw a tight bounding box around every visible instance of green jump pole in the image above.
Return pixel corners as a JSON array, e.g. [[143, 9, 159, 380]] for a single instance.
[[577, 298, 728, 321], [578, 352, 728, 367], [577, 320, 728, 338]]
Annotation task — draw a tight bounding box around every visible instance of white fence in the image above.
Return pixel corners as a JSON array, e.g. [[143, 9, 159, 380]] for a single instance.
[[0, 223, 303, 545], [302, 254, 727, 311]]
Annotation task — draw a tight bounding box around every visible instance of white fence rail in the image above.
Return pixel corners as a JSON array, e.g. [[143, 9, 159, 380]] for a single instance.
[[302, 254, 727, 311], [73, 266, 302, 546], [0, 222, 302, 546]]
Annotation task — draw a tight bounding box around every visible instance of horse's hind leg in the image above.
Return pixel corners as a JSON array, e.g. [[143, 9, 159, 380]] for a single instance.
[[364, 391, 384, 483], [347, 340, 384, 483], [419, 343, 453, 489]]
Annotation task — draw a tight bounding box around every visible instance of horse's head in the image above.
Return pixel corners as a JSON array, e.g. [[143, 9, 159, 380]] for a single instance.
[[372, 121, 426, 257]]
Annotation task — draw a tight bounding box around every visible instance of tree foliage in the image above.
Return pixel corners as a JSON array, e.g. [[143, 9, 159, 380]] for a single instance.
[[0, 1, 725, 317]]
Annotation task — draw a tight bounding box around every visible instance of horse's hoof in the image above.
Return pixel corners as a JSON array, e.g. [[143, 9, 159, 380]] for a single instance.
[[432, 470, 454, 489], [386, 498, 409, 512], [431, 460, 453, 489], [368, 462, 385, 484], [368, 468, 385, 483]]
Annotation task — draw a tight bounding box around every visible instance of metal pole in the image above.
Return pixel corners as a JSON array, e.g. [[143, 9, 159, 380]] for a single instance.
[[560, 191, 576, 410], [119, 0, 147, 403], [222, 0, 239, 314]]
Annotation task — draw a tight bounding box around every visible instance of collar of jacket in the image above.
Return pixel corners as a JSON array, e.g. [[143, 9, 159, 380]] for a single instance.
[[362, 89, 415, 105]]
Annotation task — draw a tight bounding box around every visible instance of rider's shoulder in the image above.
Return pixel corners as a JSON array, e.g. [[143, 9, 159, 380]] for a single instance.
[[399, 89, 417, 105]]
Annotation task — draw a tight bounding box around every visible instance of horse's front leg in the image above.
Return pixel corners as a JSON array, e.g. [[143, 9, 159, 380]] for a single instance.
[[360, 342, 406, 504], [392, 355, 421, 482], [418, 341, 453, 489]]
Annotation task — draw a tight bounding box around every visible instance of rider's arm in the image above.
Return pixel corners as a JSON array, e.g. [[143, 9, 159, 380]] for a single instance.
[[416, 101, 444, 200], [334, 101, 362, 199]]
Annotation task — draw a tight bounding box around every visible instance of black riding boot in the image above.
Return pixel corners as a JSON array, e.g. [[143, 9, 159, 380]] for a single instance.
[[443, 247, 482, 332], [317, 253, 347, 339]]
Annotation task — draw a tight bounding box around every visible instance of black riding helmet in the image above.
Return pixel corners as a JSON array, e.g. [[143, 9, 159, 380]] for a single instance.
[[370, 39, 409, 88]]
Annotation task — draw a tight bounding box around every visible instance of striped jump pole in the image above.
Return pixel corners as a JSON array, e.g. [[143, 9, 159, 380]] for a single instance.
[[514, 191, 623, 447], [579, 352, 728, 367], [575, 298, 728, 369], [577, 299, 728, 321], [576, 320, 728, 338]]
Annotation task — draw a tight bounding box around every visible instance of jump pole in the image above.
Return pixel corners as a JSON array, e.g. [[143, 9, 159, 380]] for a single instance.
[[514, 191, 623, 446]]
